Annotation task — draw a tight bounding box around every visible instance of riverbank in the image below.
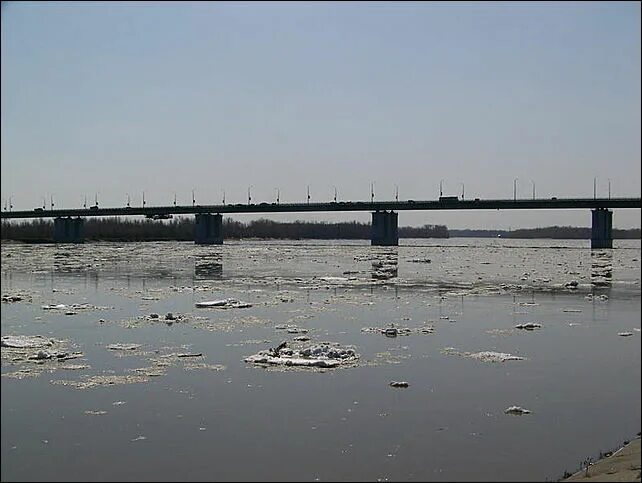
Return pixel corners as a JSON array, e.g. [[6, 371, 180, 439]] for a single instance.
[[563, 437, 641, 481]]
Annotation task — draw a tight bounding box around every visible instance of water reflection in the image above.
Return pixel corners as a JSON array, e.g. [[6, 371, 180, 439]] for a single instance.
[[590, 250, 613, 289], [371, 249, 398, 280], [194, 253, 223, 280]]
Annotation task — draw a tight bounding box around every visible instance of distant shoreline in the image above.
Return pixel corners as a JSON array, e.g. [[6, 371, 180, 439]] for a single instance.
[[1, 218, 640, 242]]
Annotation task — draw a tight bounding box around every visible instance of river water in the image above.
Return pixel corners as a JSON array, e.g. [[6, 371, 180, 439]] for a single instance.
[[1, 238, 640, 481]]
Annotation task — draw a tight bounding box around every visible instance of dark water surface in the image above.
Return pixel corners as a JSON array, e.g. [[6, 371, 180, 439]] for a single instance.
[[1, 239, 640, 481]]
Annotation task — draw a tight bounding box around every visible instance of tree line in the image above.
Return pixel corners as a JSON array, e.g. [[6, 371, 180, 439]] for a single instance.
[[0, 218, 450, 241]]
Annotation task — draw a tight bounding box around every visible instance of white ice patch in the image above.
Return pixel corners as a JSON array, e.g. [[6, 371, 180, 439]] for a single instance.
[[504, 406, 531, 415], [1, 335, 53, 349], [195, 298, 252, 309], [245, 342, 359, 369]]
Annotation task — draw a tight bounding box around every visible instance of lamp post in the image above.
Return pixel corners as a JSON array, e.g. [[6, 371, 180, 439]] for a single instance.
[[275, 188, 280, 204], [222, 190, 226, 205], [333, 186, 337, 203], [248, 185, 252, 205], [307, 185, 310, 204], [593, 177, 597, 199], [513, 178, 518, 201], [439, 179, 444, 197], [531, 180, 535, 200], [460, 183, 465, 200], [371, 182, 375, 203], [395, 185, 399, 202], [192, 190, 196, 207], [608, 179, 611, 199]]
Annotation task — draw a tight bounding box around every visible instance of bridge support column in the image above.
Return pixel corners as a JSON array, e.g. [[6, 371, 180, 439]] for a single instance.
[[591, 209, 612, 249], [371, 211, 398, 246], [53, 217, 84, 243], [194, 213, 223, 245]]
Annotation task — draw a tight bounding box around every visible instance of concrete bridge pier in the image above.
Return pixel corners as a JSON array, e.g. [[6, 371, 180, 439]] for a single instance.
[[194, 213, 223, 245], [371, 211, 398, 246], [591, 208, 613, 249], [53, 217, 84, 243]]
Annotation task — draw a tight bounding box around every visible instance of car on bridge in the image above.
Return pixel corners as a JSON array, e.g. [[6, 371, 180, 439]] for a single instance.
[[439, 196, 459, 202], [34, 207, 44, 212]]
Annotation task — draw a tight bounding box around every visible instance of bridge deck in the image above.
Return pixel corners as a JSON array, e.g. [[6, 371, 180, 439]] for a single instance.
[[1, 198, 640, 219]]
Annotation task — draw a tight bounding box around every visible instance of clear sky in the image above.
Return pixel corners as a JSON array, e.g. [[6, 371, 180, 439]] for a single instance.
[[1, 1, 640, 228]]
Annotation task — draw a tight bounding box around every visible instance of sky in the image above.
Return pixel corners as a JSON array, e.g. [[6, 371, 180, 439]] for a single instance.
[[1, 1, 640, 229]]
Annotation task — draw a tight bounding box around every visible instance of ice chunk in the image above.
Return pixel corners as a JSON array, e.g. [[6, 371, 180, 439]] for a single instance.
[[1, 335, 53, 349], [515, 323, 542, 330], [504, 406, 531, 415], [106, 343, 142, 351], [195, 298, 252, 309], [389, 381, 410, 388]]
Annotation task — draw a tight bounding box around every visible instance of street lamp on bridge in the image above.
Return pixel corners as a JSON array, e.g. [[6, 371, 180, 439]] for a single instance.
[[333, 186, 337, 203], [513, 178, 518, 201], [439, 179, 444, 197], [531, 180, 535, 200]]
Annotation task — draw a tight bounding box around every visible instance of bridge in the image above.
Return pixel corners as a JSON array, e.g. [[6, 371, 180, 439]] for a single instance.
[[1, 197, 640, 248]]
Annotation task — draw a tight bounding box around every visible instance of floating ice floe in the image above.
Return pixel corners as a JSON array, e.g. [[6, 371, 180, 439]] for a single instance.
[[618, 332, 634, 337], [195, 298, 252, 309], [1, 294, 26, 303], [389, 381, 410, 388], [441, 348, 525, 363], [504, 406, 531, 415], [515, 323, 542, 330], [244, 341, 359, 368], [361, 325, 434, 337], [41, 303, 110, 311], [1, 335, 53, 349], [107, 343, 142, 351]]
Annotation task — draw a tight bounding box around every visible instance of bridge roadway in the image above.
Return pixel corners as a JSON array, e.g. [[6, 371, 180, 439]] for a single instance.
[[1, 197, 640, 219]]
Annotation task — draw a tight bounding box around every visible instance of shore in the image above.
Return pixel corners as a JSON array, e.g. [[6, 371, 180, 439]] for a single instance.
[[563, 437, 641, 481]]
